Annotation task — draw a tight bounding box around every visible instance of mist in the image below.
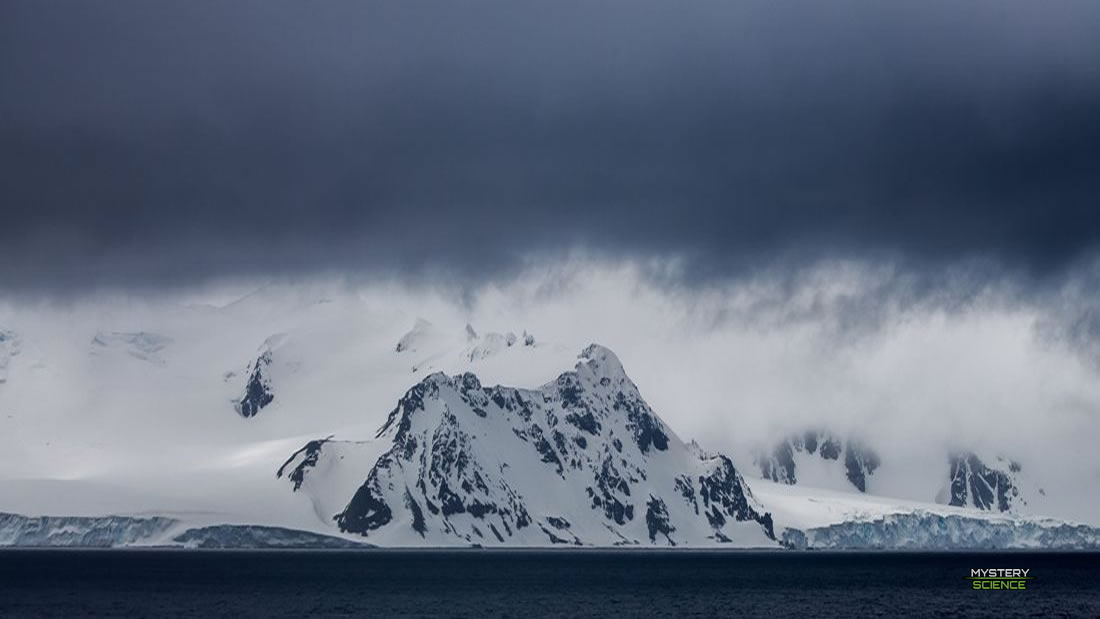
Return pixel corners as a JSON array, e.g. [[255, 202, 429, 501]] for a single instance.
[[3, 257, 1097, 511]]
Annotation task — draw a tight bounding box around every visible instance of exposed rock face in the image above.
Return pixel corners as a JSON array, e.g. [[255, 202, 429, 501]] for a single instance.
[[234, 334, 288, 418], [236, 351, 274, 417], [277, 436, 335, 490], [756, 430, 880, 493], [946, 452, 1025, 512], [280, 344, 775, 546], [0, 330, 19, 384], [843, 440, 880, 493]]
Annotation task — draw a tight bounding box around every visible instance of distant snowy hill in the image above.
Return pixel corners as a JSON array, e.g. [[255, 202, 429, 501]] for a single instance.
[[751, 432, 1051, 517]]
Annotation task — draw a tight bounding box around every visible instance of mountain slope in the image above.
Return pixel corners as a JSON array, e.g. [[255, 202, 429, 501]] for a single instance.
[[279, 345, 775, 546], [939, 451, 1041, 513], [754, 430, 881, 494]]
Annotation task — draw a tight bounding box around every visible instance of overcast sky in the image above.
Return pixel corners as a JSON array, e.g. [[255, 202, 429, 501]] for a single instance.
[[2, 0, 1099, 292], [3, 4, 1100, 522]]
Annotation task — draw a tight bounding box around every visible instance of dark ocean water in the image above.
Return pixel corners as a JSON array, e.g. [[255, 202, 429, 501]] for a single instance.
[[0, 550, 1096, 618]]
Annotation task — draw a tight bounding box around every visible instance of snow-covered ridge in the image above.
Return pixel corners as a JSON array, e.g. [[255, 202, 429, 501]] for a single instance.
[[90, 331, 173, 365], [279, 344, 775, 547], [396, 320, 542, 375], [462, 325, 536, 362]]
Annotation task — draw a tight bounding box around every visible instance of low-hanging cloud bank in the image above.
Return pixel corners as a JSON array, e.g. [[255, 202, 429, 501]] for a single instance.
[[3, 258, 1097, 477]]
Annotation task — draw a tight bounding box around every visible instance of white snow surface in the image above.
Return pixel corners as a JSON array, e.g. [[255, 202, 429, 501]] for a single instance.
[[0, 284, 1096, 547], [0, 288, 581, 542]]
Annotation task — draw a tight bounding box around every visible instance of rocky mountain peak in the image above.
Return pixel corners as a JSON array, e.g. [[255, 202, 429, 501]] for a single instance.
[[577, 344, 628, 383], [280, 345, 774, 546]]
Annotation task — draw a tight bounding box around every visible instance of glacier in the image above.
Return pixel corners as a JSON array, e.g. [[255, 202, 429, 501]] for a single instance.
[[781, 511, 1100, 550], [4, 507, 1098, 550], [0, 512, 178, 547], [0, 512, 369, 548]]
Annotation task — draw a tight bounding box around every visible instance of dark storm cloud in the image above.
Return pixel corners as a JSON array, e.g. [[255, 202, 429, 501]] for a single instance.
[[2, 0, 1099, 290]]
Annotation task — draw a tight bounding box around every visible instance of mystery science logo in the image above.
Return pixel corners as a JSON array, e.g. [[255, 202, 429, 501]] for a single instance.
[[968, 568, 1032, 590]]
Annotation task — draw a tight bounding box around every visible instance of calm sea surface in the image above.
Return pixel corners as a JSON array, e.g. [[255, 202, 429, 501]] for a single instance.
[[0, 550, 1095, 618]]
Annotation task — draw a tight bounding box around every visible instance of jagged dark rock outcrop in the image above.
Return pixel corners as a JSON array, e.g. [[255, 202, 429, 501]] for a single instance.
[[844, 440, 881, 493], [947, 452, 1024, 512], [234, 336, 288, 418], [277, 436, 334, 490], [756, 430, 879, 494], [645, 496, 675, 543], [235, 350, 273, 417]]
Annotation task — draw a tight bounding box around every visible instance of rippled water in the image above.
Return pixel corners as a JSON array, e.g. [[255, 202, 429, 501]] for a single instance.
[[0, 549, 1096, 618]]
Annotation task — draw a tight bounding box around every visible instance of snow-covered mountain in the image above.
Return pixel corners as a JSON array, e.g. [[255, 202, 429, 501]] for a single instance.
[[0, 285, 1096, 548], [278, 345, 775, 546], [750, 431, 1052, 518]]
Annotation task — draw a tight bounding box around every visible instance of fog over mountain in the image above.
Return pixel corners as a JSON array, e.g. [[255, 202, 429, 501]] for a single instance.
[[1, 261, 1098, 529], [1, 1, 1099, 545]]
